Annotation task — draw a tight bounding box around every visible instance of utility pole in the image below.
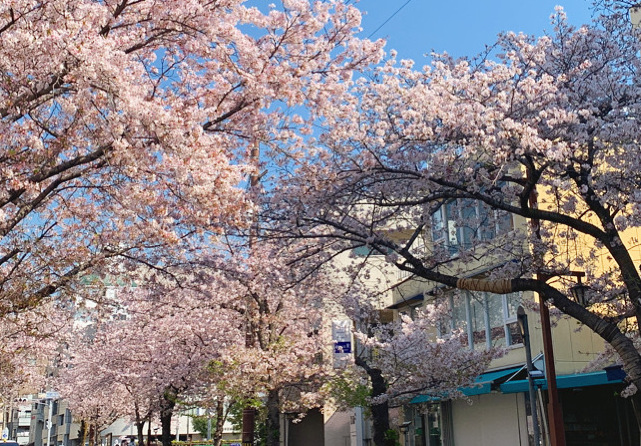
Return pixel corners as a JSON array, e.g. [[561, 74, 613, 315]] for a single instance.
[[528, 175, 566, 446], [537, 292, 565, 446], [206, 408, 211, 441], [517, 306, 541, 446], [46, 399, 52, 446]]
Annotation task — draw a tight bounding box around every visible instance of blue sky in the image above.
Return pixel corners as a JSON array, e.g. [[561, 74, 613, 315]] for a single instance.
[[355, 0, 596, 62]]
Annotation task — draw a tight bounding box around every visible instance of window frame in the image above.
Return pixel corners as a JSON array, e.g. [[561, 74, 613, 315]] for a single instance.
[[442, 291, 523, 350], [430, 199, 514, 253]]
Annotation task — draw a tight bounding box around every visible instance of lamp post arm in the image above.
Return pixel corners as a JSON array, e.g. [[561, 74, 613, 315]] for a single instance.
[[511, 278, 641, 426]]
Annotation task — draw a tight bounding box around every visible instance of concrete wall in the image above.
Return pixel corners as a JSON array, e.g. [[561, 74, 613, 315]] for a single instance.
[[323, 410, 351, 446], [452, 393, 528, 446]]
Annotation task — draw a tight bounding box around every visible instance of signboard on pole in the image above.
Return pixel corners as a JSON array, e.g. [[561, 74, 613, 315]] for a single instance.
[[332, 320, 352, 368]]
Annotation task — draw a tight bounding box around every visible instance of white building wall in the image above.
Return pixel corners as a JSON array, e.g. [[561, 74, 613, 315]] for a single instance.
[[323, 409, 351, 446], [452, 393, 528, 446]]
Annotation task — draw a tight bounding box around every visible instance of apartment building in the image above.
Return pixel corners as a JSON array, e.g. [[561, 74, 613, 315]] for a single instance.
[[384, 204, 639, 446]]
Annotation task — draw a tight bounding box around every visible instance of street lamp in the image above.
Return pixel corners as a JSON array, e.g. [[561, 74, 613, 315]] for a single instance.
[[399, 421, 411, 446], [517, 306, 541, 446], [569, 275, 590, 307]]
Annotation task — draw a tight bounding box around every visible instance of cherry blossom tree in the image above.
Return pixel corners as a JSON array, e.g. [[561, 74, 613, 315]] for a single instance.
[[0, 0, 385, 424], [58, 243, 337, 446], [205, 243, 339, 446], [0, 303, 64, 403], [329, 274, 497, 446], [0, 0, 382, 383], [266, 5, 641, 433], [58, 278, 244, 446]]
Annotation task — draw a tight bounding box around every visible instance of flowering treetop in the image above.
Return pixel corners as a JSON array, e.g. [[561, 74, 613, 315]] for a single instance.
[[265, 6, 641, 428], [0, 0, 383, 397], [0, 0, 383, 316]]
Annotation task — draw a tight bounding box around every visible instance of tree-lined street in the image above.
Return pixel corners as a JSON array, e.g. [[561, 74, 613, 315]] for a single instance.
[[4, 1, 641, 446]]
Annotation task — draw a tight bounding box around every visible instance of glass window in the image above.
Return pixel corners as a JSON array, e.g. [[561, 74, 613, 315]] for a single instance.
[[503, 292, 521, 346], [431, 199, 512, 254], [469, 293, 487, 350], [441, 291, 523, 350], [431, 207, 444, 244], [426, 404, 443, 446], [460, 200, 477, 248], [507, 321, 523, 345], [413, 408, 426, 446], [451, 294, 468, 334], [497, 210, 513, 234], [487, 293, 506, 347], [504, 292, 520, 319], [444, 202, 459, 255], [478, 204, 495, 241]]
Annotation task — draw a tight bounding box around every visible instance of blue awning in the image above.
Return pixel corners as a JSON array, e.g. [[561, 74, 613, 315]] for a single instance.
[[410, 365, 523, 403], [410, 394, 440, 404], [463, 366, 524, 396], [500, 368, 626, 394]]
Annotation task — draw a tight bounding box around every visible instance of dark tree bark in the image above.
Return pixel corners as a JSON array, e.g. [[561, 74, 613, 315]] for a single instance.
[[213, 400, 225, 446], [88, 422, 95, 446], [147, 416, 152, 446], [355, 357, 395, 446], [160, 388, 177, 446], [265, 389, 281, 446], [78, 420, 87, 446], [133, 401, 145, 446]]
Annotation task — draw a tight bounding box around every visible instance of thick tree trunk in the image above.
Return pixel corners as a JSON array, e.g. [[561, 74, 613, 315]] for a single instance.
[[134, 402, 146, 446], [265, 389, 280, 446], [88, 422, 95, 446], [370, 371, 394, 446], [79, 420, 87, 446], [355, 357, 395, 446], [160, 389, 177, 446], [147, 416, 152, 446], [136, 420, 145, 446], [213, 400, 225, 446]]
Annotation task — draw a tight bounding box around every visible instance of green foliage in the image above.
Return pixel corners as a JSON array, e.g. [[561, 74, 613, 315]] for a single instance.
[[187, 399, 267, 445], [325, 372, 371, 410], [189, 416, 210, 439], [188, 399, 250, 438], [384, 429, 401, 446]]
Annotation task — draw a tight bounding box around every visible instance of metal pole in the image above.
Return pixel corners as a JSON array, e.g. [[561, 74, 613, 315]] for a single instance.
[[538, 300, 565, 446], [518, 306, 541, 445], [528, 175, 566, 446], [206, 409, 211, 441], [46, 399, 52, 446]]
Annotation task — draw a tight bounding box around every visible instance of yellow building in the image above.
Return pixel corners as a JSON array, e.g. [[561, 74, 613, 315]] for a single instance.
[[385, 205, 637, 446]]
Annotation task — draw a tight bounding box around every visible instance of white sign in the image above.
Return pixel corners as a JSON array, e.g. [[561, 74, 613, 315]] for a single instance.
[[332, 320, 352, 368], [45, 391, 59, 400]]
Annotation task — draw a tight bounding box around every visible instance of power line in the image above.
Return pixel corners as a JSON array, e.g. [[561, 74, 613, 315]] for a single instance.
[[367, 0, 415, 39]]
